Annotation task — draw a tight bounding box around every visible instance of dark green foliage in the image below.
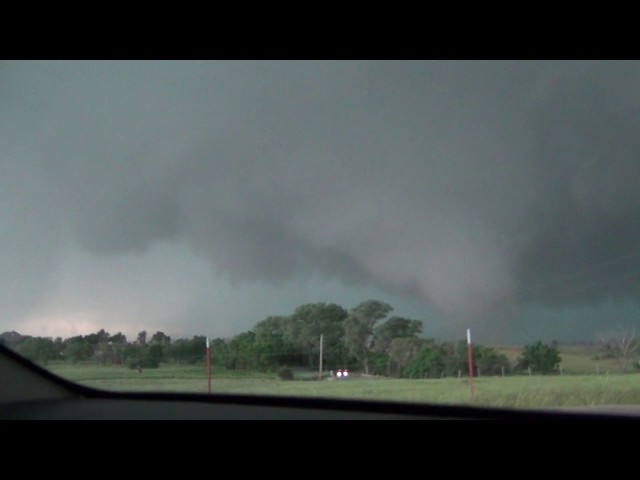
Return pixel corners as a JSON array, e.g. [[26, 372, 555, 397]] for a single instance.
[[209, 337, 229, 366], [109, 332, 127, 344], [137, 330, 147, 346], [63, 337, 94, 363], [373, 317, 423, 375], [403, 340, 446, 378], [476, 346, 510, 375], [13, 336, 59, 365], [440, 341, 469, 376], [123, 344, 160, 370], [84, 329, 109, 346], [374, 317, 423, 352], [287, 303, 349, 368], [517, 341, 561, 374], [225, 331, 259, 370], [150, 331, 171, 345], [403, 340, 511, 378], [386, 337, 422, 377], [370, 352, 389, 375], [147, 344, 164, 363], [253, 316, 304, 370], [167, 336, 206, 364], [344, 300, 393, 374]]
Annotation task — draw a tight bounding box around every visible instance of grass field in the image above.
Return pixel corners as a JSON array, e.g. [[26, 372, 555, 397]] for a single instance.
[[494, 345, 630, 375], [45, 361, 640, 409]]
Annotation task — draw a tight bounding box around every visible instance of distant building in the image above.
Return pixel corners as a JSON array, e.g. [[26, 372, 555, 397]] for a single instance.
[[0, 331, 24, 345]]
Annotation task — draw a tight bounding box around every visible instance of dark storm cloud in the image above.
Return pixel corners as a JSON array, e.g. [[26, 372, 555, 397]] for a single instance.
[[1, 60, 639, 327], [513, 62, 640, 306]]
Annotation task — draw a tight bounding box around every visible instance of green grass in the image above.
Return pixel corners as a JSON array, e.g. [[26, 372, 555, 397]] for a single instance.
[[493, 345, 638, 375], [46, 362, 273, 392], [44, 362, 640, 409]]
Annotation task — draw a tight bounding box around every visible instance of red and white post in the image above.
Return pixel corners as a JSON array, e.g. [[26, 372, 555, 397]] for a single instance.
[[206, 337, 211, 394], [467, 329, 474, 399]]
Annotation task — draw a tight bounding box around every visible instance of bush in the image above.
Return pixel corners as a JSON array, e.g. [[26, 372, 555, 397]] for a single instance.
[[517, 341, 561, 375], [278, 367, 294, 380]]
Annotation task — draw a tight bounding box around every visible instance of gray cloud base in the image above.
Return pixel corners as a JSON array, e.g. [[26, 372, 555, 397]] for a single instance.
[[1, 61, 639, 337]]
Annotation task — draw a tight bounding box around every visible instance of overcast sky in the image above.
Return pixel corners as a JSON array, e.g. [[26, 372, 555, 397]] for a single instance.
[[1, 60, 639, 344]]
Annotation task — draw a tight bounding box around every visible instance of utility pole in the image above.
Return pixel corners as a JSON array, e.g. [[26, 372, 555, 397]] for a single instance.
[[467, 329, 475, 399], [319, 334, 323, 380], [206, 337, 211, 394]]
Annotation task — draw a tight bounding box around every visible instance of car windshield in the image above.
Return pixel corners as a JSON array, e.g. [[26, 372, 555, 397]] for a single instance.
[[2, 60, 640, 412]]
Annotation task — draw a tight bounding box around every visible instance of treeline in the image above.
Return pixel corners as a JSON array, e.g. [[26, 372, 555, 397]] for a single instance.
[[216, 300, 515, 377], [3, 329, 195, 370], [1, 299, 564, 376]]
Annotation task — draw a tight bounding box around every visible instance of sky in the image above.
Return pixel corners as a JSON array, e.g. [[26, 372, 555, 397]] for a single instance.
[[1, 60, 640, 345]]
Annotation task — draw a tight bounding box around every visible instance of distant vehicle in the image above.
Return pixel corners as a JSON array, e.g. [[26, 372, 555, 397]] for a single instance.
[[336, 369, 349, 379]]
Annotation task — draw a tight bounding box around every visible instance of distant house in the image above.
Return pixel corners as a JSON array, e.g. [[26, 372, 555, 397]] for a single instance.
[[0, 331, 24, 345]]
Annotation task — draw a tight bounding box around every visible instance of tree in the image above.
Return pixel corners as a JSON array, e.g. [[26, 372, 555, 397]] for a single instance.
[[63, 337, 93, 363], [109, 332, 127, 344], [147, 344, 164, 364], [403, 339, 511, 378], [287, 303, 348, 368], [344, 300, 393, 374], [137, 330, 147, 346], [122, 343, 160, 371], [374, 317, 422, 350], [209, 337, 229, 368], [226, 332, 258, 370], [517, 341, 561, 375], [440, 341, 466, 377], [14, 337, 58, 365], [84, 329, 110, 346], [167, 336, 206, 364], [253, 316, 301, 370], [150, 331, 171, 345], [148, 331, 171, 364], [386, 337, 423, 376], [373, 316, 423, 375], [597, 326, 638, 372], [475, 345, 510, 376], [403, 339, 446, 378]]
